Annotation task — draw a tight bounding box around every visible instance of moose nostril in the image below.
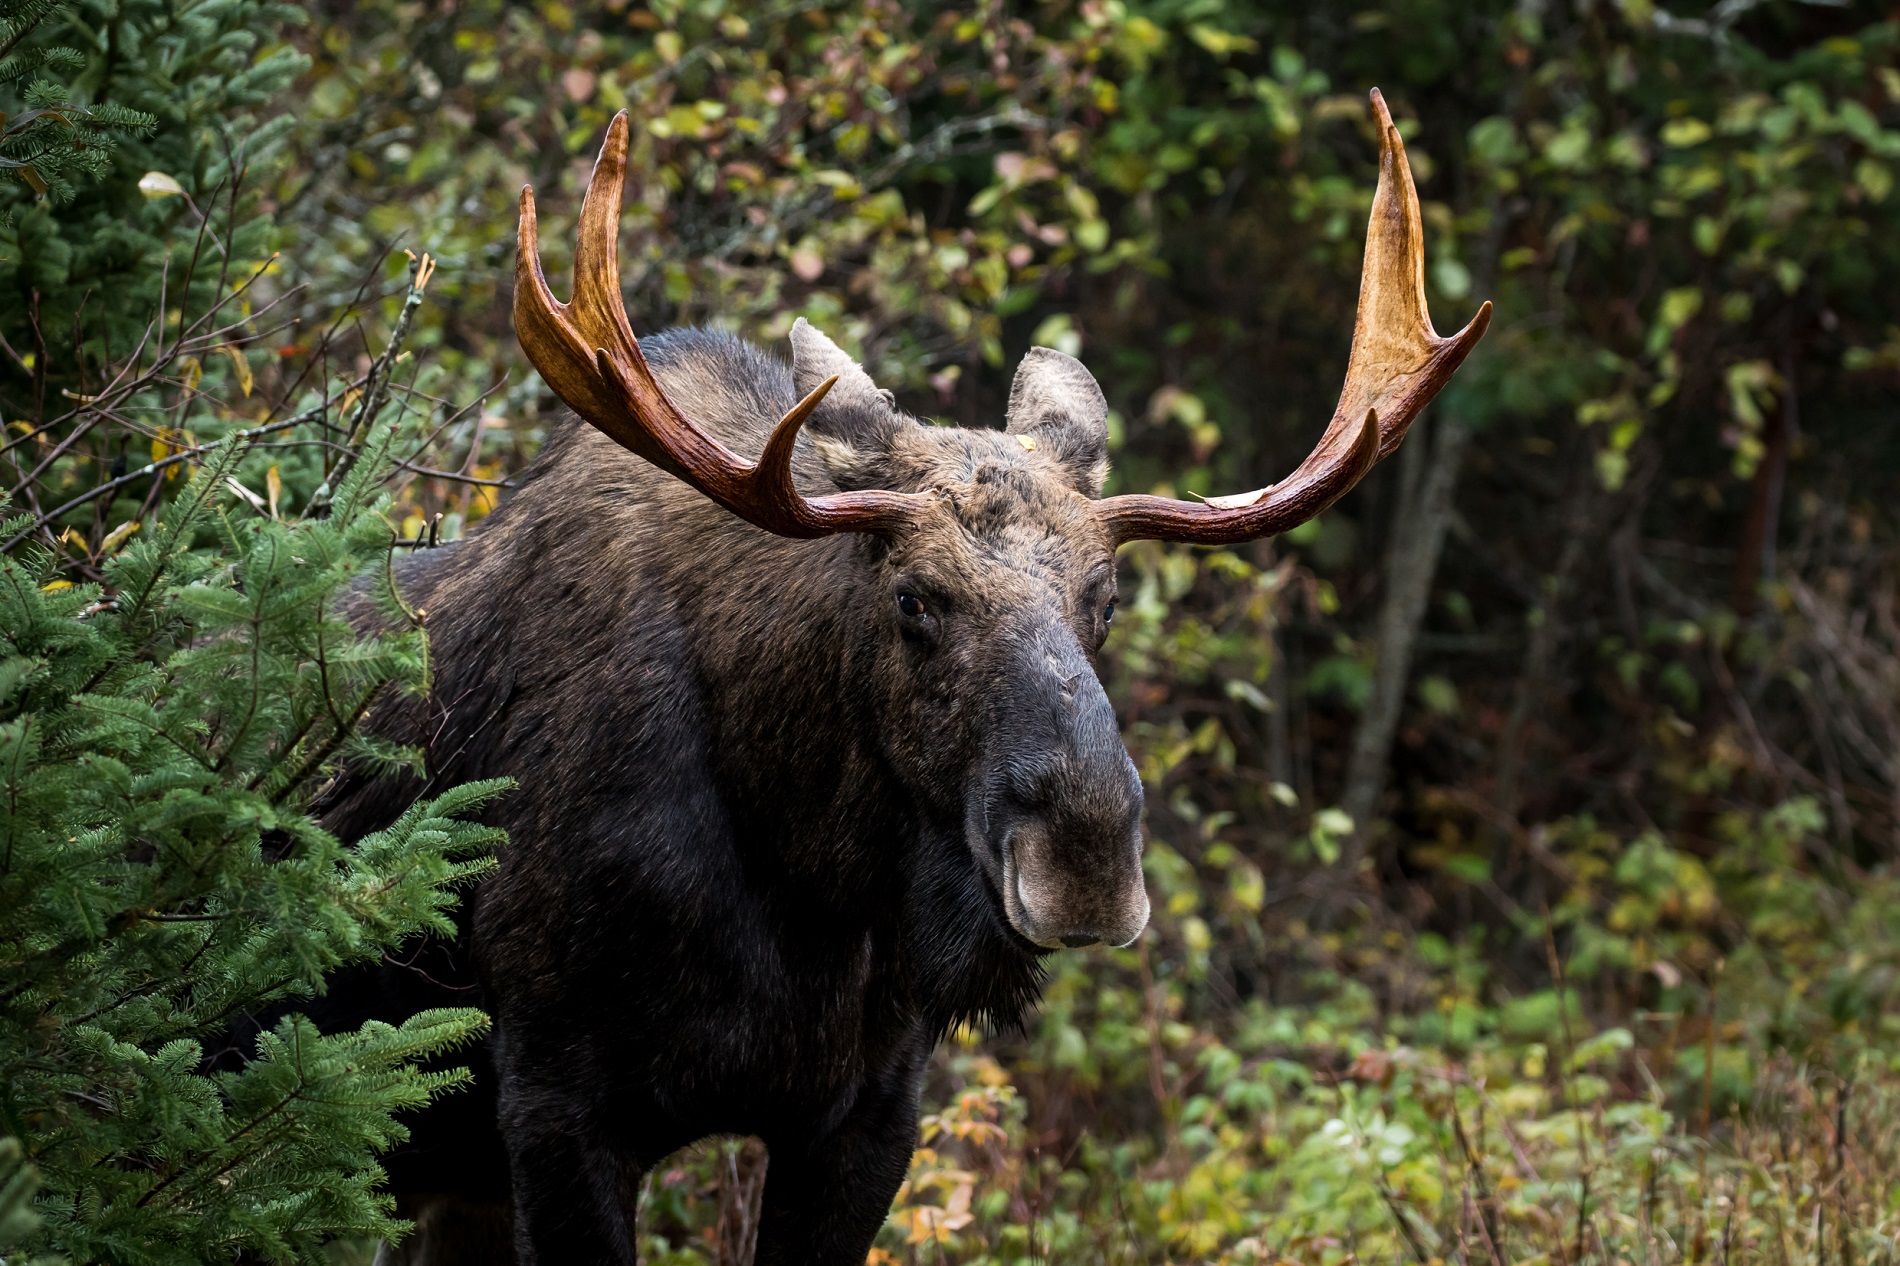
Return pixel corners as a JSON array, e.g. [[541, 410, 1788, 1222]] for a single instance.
[[1058, 933, 1101, 949]]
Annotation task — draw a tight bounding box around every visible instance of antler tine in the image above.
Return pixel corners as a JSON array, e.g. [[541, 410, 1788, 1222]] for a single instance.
[[1097, 89, 1492, 547], [515, 112, 930, 539]]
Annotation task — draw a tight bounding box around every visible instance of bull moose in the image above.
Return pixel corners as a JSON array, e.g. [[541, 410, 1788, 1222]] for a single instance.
[[325, 89, 1488, 1265]]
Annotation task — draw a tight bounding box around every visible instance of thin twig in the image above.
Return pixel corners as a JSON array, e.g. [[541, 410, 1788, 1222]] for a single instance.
[[303, 252, 437, 516]]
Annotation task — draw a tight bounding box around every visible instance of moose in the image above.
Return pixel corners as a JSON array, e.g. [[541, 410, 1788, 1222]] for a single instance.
[[322, 89, 1488, 1265]]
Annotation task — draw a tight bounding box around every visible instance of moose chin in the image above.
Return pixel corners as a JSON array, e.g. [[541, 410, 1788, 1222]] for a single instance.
[[314, 88, 1488, 1266]]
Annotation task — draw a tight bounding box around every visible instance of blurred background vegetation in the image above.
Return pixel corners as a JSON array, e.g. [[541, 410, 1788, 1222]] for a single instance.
[[7, 0, 1900, 1262]]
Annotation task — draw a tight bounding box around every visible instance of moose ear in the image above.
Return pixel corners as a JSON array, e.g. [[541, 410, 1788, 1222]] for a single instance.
[[1006, 346, 1109, 497], [790, 318, 905, 454]]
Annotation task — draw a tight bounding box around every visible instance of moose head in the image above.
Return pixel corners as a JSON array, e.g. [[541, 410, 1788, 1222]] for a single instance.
[[512, 91, 1490, 953]]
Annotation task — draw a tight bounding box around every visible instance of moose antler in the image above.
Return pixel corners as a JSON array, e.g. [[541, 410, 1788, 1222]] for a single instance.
[[1096, 89, 1491, 546], [515, 111, 932, 538]]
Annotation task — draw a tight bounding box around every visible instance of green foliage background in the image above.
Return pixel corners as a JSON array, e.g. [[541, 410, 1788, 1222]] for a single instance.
[[10, 0, 1900, 1262]]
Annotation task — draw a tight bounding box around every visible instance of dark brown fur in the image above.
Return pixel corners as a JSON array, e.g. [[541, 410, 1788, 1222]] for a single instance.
[[322, 326, 1147, 1265]]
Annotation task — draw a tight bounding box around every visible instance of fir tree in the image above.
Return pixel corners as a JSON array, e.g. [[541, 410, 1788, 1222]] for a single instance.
[[0, 351, 509, 1261], [0, 0, 156, 203], [0, 0, 306, 403]]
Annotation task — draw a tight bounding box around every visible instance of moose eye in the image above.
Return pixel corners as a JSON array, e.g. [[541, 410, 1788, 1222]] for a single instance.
[[897, 592, 926, 619], [1103, 600, 1116, 626]]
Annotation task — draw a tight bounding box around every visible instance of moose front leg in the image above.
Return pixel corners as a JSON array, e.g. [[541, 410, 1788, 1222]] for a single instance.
[[752, 1053, 926, 1266], [500, 1112, 646, 1264], [494, 1044, 645, 1266]]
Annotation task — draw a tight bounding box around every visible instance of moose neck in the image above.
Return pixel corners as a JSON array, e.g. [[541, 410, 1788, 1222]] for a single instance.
[[662, 525, 905, 888]]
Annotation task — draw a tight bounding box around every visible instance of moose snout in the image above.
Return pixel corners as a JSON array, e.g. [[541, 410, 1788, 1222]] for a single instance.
[[1000, 811, 1150, 950], [983, 673, 1149, 949], [968, 621, 1151, 950]]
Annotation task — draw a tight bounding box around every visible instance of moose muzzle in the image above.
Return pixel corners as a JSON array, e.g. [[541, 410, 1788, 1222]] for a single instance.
[[971, 629, 1149, 951]]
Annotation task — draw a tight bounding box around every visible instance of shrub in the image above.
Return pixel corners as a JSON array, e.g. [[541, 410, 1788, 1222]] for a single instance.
[[0, 325, 510, 1261]]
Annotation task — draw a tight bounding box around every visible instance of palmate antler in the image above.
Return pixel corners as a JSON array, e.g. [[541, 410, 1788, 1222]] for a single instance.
[[1095, 88, 1491, 545], [515, 90, 1489, 546], [515, 112, 932, 538]]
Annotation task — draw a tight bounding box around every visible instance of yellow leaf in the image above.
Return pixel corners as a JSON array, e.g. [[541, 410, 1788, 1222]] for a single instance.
[[151, 427, 195, 480], [944, 1182, 973, 1217], [266, 464, 281, 519], [39, 580, 72, 592], [178, 356, 203, 392], [219, 343, 254, 397], [138, 171, 186, 198], [99, 520, 141, 554], [1660, 117, 1711, 147]]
